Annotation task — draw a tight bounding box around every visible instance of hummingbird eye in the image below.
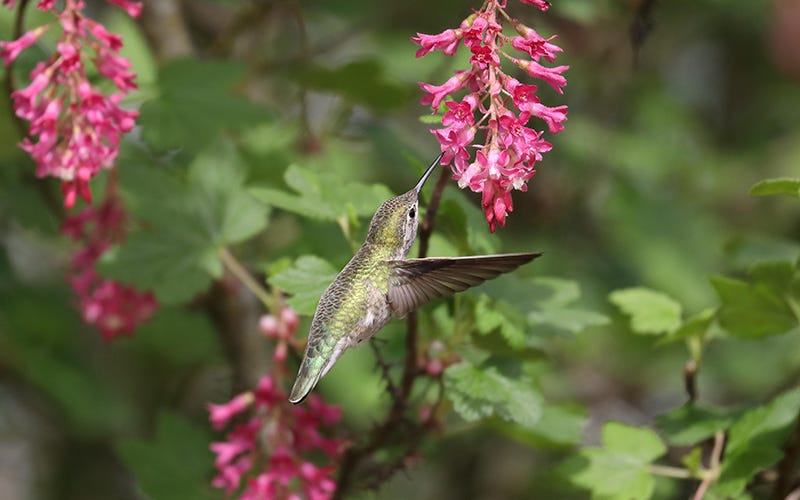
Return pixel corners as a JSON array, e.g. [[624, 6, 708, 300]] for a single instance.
[[408, 207, 416, 219]]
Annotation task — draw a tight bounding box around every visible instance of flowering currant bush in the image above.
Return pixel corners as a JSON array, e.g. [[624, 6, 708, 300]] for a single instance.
[[1, 0, 154, 338], [60, 186, 157, 339], [413, 0, 568, 231], [0, 0, 141, 207], [208, 306, 346, 499]]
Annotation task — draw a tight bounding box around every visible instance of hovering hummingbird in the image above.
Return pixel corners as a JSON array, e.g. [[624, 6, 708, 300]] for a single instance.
[[288, 154, 541, 403]]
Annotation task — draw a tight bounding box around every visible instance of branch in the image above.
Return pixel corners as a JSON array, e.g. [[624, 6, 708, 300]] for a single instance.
[[218, 247, 278, 311], [692, 431, 725, 500], [684, 359, 698, 403], [397, 166, 450, 405], [773, 416, 800, 499], [332, 164, 451, 498]]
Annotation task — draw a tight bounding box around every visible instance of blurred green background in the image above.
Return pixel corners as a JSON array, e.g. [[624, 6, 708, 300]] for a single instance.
[[1, 0, 799, 498]]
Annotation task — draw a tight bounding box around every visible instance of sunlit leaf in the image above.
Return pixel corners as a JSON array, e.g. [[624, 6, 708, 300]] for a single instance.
[[571, 422, 666, 500], [610, 287, 682, 335], [749, 177, 800, 198]]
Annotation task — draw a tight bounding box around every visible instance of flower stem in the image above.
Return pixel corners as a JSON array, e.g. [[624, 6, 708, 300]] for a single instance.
[[218, 247, 277, 311], [646, 464, 692, 479]]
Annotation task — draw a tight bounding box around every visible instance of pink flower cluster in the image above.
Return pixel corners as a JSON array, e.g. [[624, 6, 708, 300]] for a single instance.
[[0, 0, 141, 208], [209, 307, 345, 500], [61, 190, 157, 339], [413, 0, 568, 231]]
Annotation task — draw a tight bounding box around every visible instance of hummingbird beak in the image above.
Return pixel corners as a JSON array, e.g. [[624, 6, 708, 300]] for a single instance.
[[413, 152, 445, 194]]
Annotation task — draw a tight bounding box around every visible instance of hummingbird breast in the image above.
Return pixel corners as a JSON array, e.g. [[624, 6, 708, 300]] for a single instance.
[[307, 243, 394, 360]]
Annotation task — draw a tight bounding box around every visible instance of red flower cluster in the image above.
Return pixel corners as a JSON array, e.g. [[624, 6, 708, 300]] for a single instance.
[[61, 191, 157, 339], [209, 307, 346, 500], [413, 0, 568, 231], [0, 0, 141, 207]]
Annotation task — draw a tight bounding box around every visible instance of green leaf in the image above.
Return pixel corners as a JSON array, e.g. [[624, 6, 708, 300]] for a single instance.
[[656, 404, 737, 446], [681, 447, 703, 476], [531, 277, 582, 308], [511, 277, 610, 336], [474, 295, 527, 350], [710, 260, 800, 338], [528, 307, 610, 335], [749, 177, 800, 198], [251, 164, 393, 223], [493, 403, 587, 448], [116, 412, 216, 500], [609, 287, 683, 335], [571, 422, 667, 500], [419, 113, 443, 124], [444, 360, 542, 428], [711, 389, 800, 498], [140, 59, 271, 151], [99, 232, 220, 304], [268, 255, 339, 315], [663, 307, 716, 344], [99, 142, 269, 303]]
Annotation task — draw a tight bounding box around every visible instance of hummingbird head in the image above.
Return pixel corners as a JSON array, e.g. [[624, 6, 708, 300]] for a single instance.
[[364, 153, 444, 258]]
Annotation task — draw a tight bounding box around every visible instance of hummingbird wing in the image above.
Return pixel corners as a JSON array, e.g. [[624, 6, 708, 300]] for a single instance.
[[386, 253, 541, 317]]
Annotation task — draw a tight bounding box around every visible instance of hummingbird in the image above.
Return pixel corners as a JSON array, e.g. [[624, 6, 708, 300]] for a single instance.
[[288, 154, 541, 403]]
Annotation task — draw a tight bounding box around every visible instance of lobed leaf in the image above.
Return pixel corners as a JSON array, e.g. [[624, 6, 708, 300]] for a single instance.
[[444, 360, 542, 429], [710, 259, 800, 338], [268, 255, 339, 315], [571, 422, 667, 500], [99, 142, 269, 303], [251, 164, 393, 223], [609, 287, 682, 335]]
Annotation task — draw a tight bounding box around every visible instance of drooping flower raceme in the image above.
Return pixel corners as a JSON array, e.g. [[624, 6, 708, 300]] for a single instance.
[[0, 0, 141, 207], [209, 306, 346, 499], [61, 188, 157, 339], [413, 0, 568, 231]]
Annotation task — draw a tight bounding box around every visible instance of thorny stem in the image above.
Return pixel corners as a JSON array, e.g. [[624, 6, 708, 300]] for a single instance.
[[218, 247, 278, 311], [332, 162, 451, 499]]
